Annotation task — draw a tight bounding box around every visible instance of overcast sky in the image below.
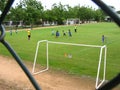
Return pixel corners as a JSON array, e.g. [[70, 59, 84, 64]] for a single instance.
[[13, 0, 120, 11]]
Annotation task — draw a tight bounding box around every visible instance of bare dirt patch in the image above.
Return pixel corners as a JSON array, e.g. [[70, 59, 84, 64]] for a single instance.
[[0, 55, 119, 90]]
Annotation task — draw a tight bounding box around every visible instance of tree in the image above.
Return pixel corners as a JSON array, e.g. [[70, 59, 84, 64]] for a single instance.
[[9, 4, 26, 22], [51, 2, 66, 25], [0, 0, 7, 12], [66, 5, 76, 18], [94, 9, 105, 22], [18, 0, 43, 27], [2, 1, 106, 26], [43, 9, 55, 25]]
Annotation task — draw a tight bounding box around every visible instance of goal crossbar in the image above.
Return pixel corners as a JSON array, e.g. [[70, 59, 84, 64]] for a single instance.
[[48, 41, 103, 48], [32, 40, 107, 89]]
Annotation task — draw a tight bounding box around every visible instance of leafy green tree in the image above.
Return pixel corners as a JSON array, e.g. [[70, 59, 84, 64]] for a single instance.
[[62, 5, 69, 20], [77, 6, 88, 22], [0, 0, 7, 12], [2, 1, 106, 26], [51, 3, 66, 25], [94, 9, 105, 22], [66, 5, 76, 18], [9, 4, 25, 22], [20, 0, 43, 27], [43, 9, 55, 25]]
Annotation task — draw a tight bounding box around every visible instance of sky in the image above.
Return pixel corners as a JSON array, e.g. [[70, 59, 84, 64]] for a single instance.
[[13, 0, 120, 11]]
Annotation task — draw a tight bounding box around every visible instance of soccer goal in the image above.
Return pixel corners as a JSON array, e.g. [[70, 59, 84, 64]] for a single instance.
[[32, 40, 107, 89]]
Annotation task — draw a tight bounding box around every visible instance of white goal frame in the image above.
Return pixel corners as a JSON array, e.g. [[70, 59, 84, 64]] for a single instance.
[[32, 40, 107, 89]]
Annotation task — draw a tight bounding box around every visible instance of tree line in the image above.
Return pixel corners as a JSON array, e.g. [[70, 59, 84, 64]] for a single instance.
[[0, 0, 114, 26]]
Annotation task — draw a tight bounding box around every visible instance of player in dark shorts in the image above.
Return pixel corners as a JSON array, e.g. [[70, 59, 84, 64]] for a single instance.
[[74, 25, 77, 32], [56, 30, 60, 38], [27, 30, 31, 40]]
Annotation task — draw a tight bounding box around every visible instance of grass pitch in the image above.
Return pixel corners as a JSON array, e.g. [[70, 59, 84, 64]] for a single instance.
[[0, 22, 120, 80]]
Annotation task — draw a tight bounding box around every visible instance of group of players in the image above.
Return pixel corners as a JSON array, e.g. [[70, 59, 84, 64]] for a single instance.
[[9, 25, 105, 43], [52, 25, 77, 38]]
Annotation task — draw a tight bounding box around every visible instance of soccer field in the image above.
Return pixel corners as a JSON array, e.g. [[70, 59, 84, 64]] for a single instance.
[[0, 22, 120, 80]]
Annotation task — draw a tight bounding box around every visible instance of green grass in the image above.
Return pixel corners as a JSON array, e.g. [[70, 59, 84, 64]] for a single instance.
[[0, 22, 120, 80]]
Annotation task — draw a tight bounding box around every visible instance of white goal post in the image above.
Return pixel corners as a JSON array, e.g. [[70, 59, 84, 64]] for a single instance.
[[32, 40, 107, 89]]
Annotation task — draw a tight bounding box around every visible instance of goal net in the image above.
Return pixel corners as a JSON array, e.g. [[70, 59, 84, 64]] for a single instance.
[[32, 40, 107, 89]]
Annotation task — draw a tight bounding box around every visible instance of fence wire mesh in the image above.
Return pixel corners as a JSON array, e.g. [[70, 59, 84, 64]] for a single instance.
[[0, 0, 120, 90], [0, 0, 41, 90]]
